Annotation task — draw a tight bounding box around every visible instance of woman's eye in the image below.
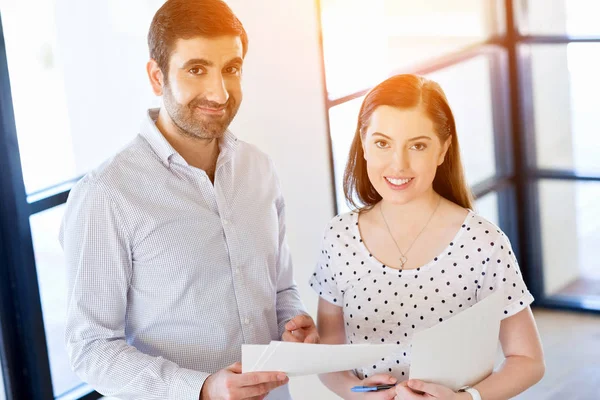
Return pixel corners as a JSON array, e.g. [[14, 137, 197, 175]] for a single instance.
[[411, 143, 427, 151], [375, 140, 388, 149]]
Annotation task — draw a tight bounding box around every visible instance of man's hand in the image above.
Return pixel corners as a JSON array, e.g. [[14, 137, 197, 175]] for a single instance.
[[282, 314, 319, 343], [200, 362, 288, 400]]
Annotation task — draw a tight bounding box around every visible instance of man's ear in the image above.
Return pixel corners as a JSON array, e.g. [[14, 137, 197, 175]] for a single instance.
[[147, 59, 164, 96]]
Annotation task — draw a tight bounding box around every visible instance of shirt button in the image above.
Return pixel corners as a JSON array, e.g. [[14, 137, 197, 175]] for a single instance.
[[244, 318, 250, 325], [223, 219, 229, 225], [235, 268, 241, 275], [199, 176, 207, 183]]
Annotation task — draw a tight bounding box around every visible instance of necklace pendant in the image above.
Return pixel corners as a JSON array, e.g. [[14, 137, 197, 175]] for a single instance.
[[399, 255, 407, 269]]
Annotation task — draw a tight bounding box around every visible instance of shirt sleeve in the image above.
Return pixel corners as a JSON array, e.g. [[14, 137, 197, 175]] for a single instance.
[[60, 177, 208, 400], [309, 223, 343, 306], [271, 171, 308, 339], [476, 231, 534, 319]]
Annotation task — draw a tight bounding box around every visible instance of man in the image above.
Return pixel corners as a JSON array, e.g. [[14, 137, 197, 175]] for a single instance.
[[60, 1, 317, 399]]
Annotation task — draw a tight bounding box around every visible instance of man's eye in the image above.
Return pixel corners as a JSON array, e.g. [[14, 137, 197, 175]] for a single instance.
[[189, 67, 204, 75], [226, 66, 240, 74]]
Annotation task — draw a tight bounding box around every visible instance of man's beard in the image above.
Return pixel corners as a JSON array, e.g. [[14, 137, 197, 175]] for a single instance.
[[162, 83, 240, 140]]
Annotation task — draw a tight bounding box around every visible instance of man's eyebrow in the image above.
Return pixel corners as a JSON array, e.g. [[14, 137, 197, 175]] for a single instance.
[[181, 58, 213, 69]]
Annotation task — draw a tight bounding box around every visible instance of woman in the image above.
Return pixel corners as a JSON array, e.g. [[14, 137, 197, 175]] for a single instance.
[[310, 74, 545, 400]]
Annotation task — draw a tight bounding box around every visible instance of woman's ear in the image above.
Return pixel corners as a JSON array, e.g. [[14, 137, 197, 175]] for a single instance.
[[361, 133, 368, 161], [437, 137, 451, 166]]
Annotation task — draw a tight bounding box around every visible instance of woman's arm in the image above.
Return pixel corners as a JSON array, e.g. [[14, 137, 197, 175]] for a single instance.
[[470, 306, 545, 400], [317, 298, 397, 400]]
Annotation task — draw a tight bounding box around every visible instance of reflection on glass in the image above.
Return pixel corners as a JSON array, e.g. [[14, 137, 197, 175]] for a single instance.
[[0, 359, 5, 400], [29, 204, 80, 396], [329, 97, 364, 214], [320, 0, 503, 98], [517, 0, 600, 36], [528, 43, 600, 174], [539, 180, 600, 301], [427, 55, 497, 185], [475, 191, 499, 226], [1, 0, 161, 194]]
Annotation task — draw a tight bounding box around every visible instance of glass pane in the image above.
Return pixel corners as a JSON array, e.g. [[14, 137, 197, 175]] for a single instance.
[[1, 0, 162, 194], [29, 204, 79, 397], [320, 0, 504, 98], [526, 43, 600, 174], [539, 180, 600, 302], [0, 360, 5, 400], [329, 97, 364, 214], [427, 55, 497, 185], [517, 0, 600, 36], [475, 191, 499, 226]]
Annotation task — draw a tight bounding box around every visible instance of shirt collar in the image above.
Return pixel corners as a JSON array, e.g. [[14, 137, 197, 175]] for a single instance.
[[140, 108, 177, 166], [140, 108, 239, 167]]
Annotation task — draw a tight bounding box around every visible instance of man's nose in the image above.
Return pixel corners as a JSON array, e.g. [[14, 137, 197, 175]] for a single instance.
[[204, 73, 229, 105]]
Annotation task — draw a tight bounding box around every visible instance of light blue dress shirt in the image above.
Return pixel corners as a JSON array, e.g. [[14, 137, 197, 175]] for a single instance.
[[60, 109, 304, 399]]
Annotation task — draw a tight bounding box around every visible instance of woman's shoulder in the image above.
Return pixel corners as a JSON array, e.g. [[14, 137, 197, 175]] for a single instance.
[[319, 210, 360, 242], [323, 210, 359, 229]]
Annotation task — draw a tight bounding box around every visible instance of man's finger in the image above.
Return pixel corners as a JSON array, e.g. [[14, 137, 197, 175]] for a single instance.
[[282, 330, 302, 342], [238, 371, 288, 387], [238, 377, 289, 398], [227, 362, 243, 374], [285, 314, 313, 330], [304, 332, 319, 343]]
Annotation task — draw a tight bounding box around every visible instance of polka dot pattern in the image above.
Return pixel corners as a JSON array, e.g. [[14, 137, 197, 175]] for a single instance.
[[309, 210, 534, 381]]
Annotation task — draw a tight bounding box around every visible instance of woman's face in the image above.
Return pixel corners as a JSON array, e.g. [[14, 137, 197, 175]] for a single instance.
[[362, 105, 450, 205]]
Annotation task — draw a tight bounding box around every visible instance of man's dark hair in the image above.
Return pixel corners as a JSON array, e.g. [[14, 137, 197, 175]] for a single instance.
[[148, 0, 248, 74]]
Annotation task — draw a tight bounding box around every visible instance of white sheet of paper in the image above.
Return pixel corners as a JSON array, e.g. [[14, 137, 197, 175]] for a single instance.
[[409, 288, 504, 391], [242, 341, 398, 376]]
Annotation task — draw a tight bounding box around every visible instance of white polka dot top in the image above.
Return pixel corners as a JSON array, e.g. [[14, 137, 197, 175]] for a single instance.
[[309, 210, 534, 381]]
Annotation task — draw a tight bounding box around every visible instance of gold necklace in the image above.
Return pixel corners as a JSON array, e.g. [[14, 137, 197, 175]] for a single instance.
[[379, 195, 442, 269]]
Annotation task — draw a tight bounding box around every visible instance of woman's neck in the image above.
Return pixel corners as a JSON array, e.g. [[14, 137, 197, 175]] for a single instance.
[[378, 189, 441, 229]]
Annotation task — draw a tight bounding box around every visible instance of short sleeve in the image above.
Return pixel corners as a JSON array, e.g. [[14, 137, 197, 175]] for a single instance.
[[309, 225, 342, 306], [477, 232, 534, 319]]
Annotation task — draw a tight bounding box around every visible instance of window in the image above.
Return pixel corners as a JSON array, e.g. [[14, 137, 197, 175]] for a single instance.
[[319, 0, 600, 313], [538, 180, 600, 302], [29, 204, 78, 397], [2, 0, 160, 194], [475, 191, 499, 226], [517, 0, 600, 36], [320, 0, 504, 99], [526, 43, 600, 174], [426, 54, 498, 185], [0, 360, 5, 400], [0, 1, 164, 398]]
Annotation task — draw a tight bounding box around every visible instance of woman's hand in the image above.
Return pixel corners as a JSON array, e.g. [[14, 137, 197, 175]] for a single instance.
[[355, 374, 398, 400], [394, 379, 460, 400]]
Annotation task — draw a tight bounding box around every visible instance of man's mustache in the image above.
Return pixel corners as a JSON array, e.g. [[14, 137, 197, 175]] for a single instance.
[[190, 98, 231, 110]]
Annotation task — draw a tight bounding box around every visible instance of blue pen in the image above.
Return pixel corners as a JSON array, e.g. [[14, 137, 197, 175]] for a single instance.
[[351, 384, 396, 392]]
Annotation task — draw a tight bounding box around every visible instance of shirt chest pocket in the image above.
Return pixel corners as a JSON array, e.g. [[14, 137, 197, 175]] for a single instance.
[[130, 212, 230, 290]]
